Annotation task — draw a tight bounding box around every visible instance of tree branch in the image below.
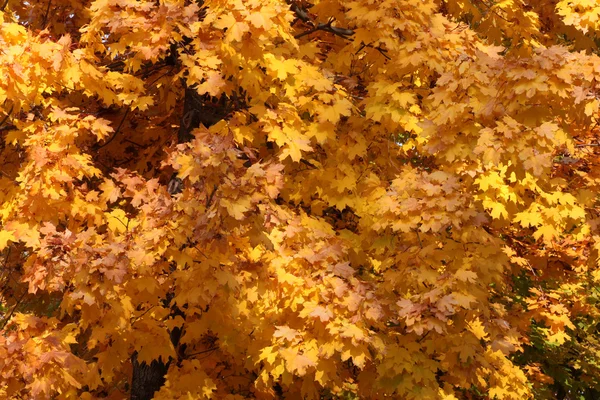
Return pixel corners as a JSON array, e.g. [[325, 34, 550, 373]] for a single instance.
[[97, 108, 130, 149], [356, 41, 391, 60], [290, 2, 311, 23], [40, 0, 52, 29], [0, 106, 13, 129], [294, 16, 355, 40], [186, 346, 219, 358], [291, 3, 391, 61], [206, 184, 218, 207], [0, 291, 27, 330]]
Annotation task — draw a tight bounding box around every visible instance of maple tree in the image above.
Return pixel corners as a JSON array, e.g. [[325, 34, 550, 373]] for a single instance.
[[2, 0, 600, 399]]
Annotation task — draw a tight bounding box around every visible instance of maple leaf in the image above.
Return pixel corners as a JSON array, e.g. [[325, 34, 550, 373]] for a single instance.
[[340, 325, 366, 342], [280, 347, 316, 376], [273, 326, 300, 342], [106, 209, 129, 234], [0, 229, 15, 251], [455, 269, 478, 283], [467, 318, 489, 341]]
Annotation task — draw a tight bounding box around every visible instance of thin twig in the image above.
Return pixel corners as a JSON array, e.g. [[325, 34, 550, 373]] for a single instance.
[[131, 306, 156, 324], [105, 60, 125, 72], [0, 248, 13, 297], [416, 331, 430, 343], [97, 108, 130, 149], [474, 0, 511, 23], [295, 17, 355, 40], [415, 229, 423, 248], [0, 105, 13, 129], [300, 159, 317, 169], [356, 41, 391, 60], [0, 291, 27, 330], [146, 66, 174, 88], [193, 245, 210, 260], [41, 0, 52, 29], [0, 124, 15, 133], [186, 346, 219, 358], [576, 143, 600, 147], [138, 61, 168, 78], [206, 184, 218, 207], [123, 138, 142, 147], [290, 3, 391, 61], [374, 47, 391, 60]]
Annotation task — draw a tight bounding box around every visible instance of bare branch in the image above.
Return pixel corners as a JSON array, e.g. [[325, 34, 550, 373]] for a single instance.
[[0, 105, 13, 129], [0, 291, 27, 330], [294, 17, 355, 40], [290, 3, 391, 62], [206, 184, 218, 207], [97, 108, 130, 150], [40, 0, 52, 29], [356, 41, 391, 60], [290, 2, 311, 23], [186, 346, 219, 358]]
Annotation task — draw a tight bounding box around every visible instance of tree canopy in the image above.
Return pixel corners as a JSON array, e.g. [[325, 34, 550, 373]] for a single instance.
[[2, 0, 600, 399]]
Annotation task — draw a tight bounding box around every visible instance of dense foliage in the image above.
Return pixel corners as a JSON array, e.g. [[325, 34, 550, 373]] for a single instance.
[[2, 0, 600, 399]]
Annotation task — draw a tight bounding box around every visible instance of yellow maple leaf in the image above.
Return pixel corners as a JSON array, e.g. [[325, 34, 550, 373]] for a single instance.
[[220, 197, 251, 220], [533, 224, 559, 242], [106, 209, 128, 234], [467, 318, 489, 341], [317, 98, 353, 124], [0, 229, 15, 251], [340, 325, 365, 342]]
